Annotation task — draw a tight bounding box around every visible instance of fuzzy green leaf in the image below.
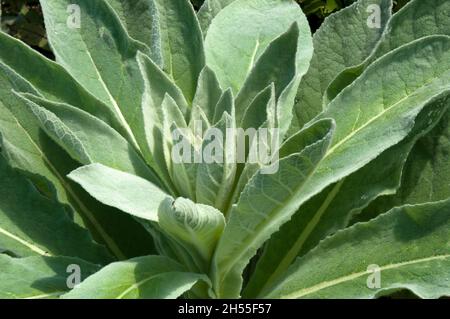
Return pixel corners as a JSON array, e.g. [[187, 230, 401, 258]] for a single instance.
[[62, 255, 207, 299], [0, 32, 126, 138], [107, 0, 162, 63], [153, 0, 205, 103], [212, 119, 335, 298], [265, 199, 450, 298], [294, 0, 392, 129], [40, 0, 148, 147], [17, 93, 159, 183], [0, 156, 110, 263], [68, 164, 167, 222], [197, 0, 236, 34], [158, 197, 225, 272], [0, 59, 153, 260], [205, 0, 312, 95], [196, 112, 236, 212], [360, 109, 450, 221], [0, 255, 100, 299], [192, 66, 223, 124], [244, 96, 449, 297], [326, 0, 450, 104]]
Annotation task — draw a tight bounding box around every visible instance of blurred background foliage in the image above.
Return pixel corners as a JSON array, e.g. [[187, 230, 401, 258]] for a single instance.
[[0, 0, 49, 54], [1, 0, 411, 59]]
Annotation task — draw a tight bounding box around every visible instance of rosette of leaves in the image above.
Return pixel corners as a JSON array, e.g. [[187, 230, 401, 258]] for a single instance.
[[0, 0, 449, 299]]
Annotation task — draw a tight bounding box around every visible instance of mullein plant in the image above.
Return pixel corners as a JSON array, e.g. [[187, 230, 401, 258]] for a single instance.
[[0, 0, 449, 299]]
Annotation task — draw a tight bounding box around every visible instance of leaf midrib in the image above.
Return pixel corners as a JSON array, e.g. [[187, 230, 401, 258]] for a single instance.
[[11, 115, 125, 260], [258, 179, 345, 295], [0, 225, 51, 256], [277, 254, 450, 299], [25, 292, 61, 299], [324, 69, 450, 157], [116, 272, 182, 299], [215, 133, 331, 296], [82, 48, 138, 149], [116, 273, 160, 299]]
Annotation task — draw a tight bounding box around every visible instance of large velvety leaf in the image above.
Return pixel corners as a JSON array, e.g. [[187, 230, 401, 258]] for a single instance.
[[244, 96, 448, 297], [197, 0, 236, 34], [0, 63, 135, 259], [0, 32, 126, 137], [40, 0, 147, 146], [18, 93, 160, 185], [0, 255, 100, 299], [0, 59, 159, 260], [294, 0, 392, 129], [233, 24, 304, 127], [0, 61, 69, 202], [212, 119, 335, 298], [153, 0, 205, 103], [107, 0, 162, 63], [360, 109, 450, 220], [62, 255, 207, 299], [68, 164, 167, 222], [314, 36, 450, 178], [212, 36, 450, 298], [265, 199, 450, 298], [205, 0, 312, 95], [0, 156, 110, 264], [326, 0, 450, 104]]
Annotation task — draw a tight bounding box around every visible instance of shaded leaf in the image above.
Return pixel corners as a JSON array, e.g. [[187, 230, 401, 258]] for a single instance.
[[0, 255, 100, 299], [0, 155, 110, 264]]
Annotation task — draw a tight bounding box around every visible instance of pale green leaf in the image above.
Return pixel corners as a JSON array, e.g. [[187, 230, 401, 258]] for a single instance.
[[0, 32, 127, 138], [212, 119, 335, 298], [294, 0, 392, 129], [326, 0, 450, 104], [244, 96, 449, 297], [40, 0, 148, 146], [213, 88, 233, 124], [107, 0, 162, 64], [0, 62, 146, 260], [265, 199, 450, 298], [68, 164, 167, 222], [169, 121, 199, 199], [158, 197, 225, 272], [390, 111, 450, 204], [62, 255, 207, 299], [136, 51, 188, 194], [0, 255, 100, 299], [192, 66, 223, 123], [205, 0, 312, 95], [197, 0, 236, 34], [234, 23, 302, 125], [153, 0, 205, 103], [360, 109, 450, 220], [160, 95, 189, 181], [17, 93, 160, 184], [196, 112, 236, 212]]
